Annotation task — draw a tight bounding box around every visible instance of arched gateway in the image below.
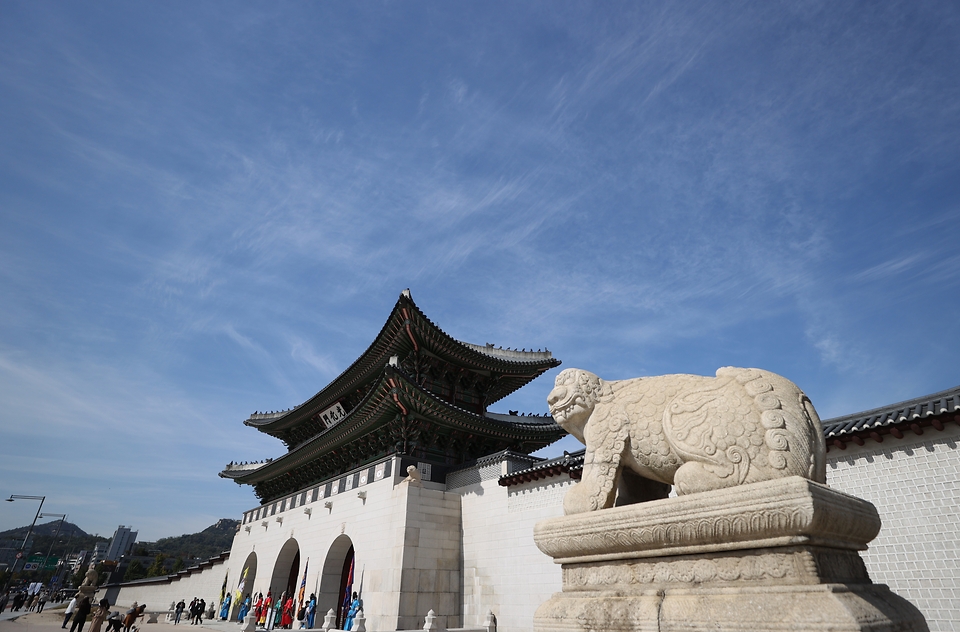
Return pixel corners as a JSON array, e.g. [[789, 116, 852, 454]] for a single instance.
[[230, 551, 257, 621], [318, 535, 355, 630], [271, 538, 302, 614], [220, 291, 564, 630]]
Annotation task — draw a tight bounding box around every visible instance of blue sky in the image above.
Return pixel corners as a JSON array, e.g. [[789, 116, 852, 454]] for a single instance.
[[1, 2, 958, 541]]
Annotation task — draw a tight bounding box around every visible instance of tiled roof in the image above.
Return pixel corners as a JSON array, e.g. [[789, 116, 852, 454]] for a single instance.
[[498, 449, 584, 486], [459, 341, 555, 362], [484, 411, 558, 427], [223, 365, 565, 501], [245, 289, 560, 441], [821, 384, 960, 438]]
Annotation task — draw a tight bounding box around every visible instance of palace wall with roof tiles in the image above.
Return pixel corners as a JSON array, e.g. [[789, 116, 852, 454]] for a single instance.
[[110, 555, 228, 613], [825, 423, 960, 632], [450, 457, 573, 632]]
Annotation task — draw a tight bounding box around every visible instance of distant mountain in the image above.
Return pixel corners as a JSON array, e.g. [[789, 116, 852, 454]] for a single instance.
[[139, 519, 240, 561], [1, 519, 239, 564], [0, 521, 91, 540], [0, 521, 107, 563]]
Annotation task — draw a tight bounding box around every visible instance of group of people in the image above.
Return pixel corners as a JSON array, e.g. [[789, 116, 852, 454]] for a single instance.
[[0, 588, 49, 613], [237, 590, 316, 630], [172, 597, 206, 625], [60, 596, 145, 632]]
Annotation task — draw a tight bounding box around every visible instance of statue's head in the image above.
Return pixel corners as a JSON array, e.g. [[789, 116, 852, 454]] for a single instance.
[[547, 368, 603, 441]]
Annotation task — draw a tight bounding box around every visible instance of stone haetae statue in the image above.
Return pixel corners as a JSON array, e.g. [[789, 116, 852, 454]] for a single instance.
[[547, 367, 826, 514], [75, 563, 99, 602], [536, 366, 927, 632], [402, 465, 422, 486], [81, 563, 99, 588]]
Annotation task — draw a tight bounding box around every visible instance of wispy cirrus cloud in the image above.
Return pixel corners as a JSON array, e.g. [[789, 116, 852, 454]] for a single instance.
[[1, 1, 959, 538]]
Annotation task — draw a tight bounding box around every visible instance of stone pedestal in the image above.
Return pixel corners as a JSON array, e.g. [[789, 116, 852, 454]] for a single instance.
[[533, 477, 928, 632]]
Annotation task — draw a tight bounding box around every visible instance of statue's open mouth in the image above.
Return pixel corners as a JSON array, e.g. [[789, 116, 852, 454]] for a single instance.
[[549, 396, 580, 423]]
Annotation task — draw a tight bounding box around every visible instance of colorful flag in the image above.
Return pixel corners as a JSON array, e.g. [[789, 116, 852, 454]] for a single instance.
[[236, 566, 248, 602], [220, 571, 229, 608], [340, 557, 354, 626], [296, 558, 309, 613]]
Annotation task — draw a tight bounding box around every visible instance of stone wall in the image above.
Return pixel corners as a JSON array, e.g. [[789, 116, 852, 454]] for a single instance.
[[224, 457, 426, 632], [452, 456, 573, 632], [396, 485, 461, 631], [109, 556, 228, 614], [826, 423, 960, 632], [110, 455, 463, 632]]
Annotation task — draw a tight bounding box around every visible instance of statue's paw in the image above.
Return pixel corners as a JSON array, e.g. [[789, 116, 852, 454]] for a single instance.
[[562, 482, 599, 515], [673, 461, 727, 495]]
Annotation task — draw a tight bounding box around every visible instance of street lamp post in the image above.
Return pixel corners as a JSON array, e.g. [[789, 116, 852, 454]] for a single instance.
[[39, 513, 67, 577], [5, 494, 45, 590]]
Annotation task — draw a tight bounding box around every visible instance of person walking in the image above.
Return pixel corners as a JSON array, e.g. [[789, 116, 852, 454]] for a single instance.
[[174, 600, 185, 625], [104, 612, 122, 632], [89, 598, 110, 632], [128, 604, 146, 632], [122, 602, 139, 632], [70, 597, 93, 632], [38, 591, 49, 613], [193, 598, 203, 625], [62, 595, 78, 629]]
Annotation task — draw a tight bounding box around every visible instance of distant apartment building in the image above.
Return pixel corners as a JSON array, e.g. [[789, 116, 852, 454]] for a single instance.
[[69, 551, 88, 573], [91, 541, 109, 565], [105, 526, 138, 562]]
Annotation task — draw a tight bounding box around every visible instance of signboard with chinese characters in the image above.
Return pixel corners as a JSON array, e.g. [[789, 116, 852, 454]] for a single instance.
[[317, 402, 346, 428]]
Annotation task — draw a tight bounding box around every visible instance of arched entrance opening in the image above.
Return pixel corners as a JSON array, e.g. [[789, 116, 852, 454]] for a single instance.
[[270, 538, 302, 620], [318, 535, 355, 630], [230, 552, 257, 621]]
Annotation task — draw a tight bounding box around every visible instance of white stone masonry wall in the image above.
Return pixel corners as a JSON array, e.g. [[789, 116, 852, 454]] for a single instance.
[[112, 557, 228, 615], [457, 472, 574, 632], [826, 424, 960, 632]]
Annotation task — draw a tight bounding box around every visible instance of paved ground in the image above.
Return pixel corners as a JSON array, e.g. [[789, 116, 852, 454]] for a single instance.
[[0, 607, 248, 632]]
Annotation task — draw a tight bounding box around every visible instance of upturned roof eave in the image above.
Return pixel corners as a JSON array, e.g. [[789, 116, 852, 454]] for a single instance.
[[226, 365, 565, 486], [244, 290, 559, 435]]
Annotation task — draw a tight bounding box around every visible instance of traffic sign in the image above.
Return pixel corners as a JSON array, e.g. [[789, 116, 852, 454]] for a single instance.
[[15, 552, 23, 559]]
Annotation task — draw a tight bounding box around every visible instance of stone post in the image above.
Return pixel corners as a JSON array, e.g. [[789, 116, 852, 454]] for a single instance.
[[482, 611, 496, 632], [423, 609, 444, 631], [320, 609, 336, 632], [242, 614, 257, 632]]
